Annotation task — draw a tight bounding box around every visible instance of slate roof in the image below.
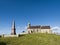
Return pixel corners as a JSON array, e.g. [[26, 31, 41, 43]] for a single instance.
[[27, 26, 50, 29]]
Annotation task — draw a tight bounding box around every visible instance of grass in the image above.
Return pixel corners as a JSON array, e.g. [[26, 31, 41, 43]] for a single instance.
[[0, 33, 60, 45]]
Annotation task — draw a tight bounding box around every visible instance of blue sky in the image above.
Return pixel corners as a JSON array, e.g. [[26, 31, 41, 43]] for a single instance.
[[0, 0, 60, 34]]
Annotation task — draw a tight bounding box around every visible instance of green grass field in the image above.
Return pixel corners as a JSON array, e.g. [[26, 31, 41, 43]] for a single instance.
[[0, 33, 60, 45]]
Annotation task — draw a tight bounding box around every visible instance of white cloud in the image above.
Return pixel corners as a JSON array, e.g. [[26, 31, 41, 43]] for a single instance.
[[51, 26, 60, 30], [51, 26, 60, 33]]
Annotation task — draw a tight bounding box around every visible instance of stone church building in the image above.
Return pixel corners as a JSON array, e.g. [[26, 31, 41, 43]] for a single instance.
[[27, 23, 51, 34]]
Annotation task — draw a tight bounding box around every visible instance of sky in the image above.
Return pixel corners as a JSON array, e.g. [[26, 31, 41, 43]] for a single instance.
[[0, 0, 60, 34]]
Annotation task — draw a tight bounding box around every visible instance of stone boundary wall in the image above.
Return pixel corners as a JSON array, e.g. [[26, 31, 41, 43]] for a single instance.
[[2, 34, 18, 37]]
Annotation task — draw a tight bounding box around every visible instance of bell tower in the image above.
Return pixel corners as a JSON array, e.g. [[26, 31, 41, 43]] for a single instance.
[[11, 20, 16, 35], [28, 22, 31, 27]]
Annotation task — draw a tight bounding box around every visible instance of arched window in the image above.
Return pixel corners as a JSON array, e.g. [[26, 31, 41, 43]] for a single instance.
[[37, 29, 38, 32], [31, 31, 33, 33]]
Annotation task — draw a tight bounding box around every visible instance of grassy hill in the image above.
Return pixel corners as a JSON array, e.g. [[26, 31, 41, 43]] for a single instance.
[[0, 33, 60, 45]]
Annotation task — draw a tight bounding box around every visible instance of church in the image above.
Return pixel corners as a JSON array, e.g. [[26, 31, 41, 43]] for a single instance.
[[27, 23, 51, 34], [11, 21, 51, 34]]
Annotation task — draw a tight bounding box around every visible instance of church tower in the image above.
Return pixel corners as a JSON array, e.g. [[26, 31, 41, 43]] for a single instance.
[[28, 22, 31, 27], [11, 20, 16, 35]]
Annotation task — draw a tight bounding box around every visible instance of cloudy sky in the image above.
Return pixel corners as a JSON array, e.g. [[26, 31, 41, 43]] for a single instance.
[[0, 0, 60, 34]]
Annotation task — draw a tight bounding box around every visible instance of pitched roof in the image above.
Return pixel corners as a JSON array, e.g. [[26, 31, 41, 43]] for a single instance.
[[41, 26, 50, 29], [27, 26, 50, 29], [27, 26, 41, 29]]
